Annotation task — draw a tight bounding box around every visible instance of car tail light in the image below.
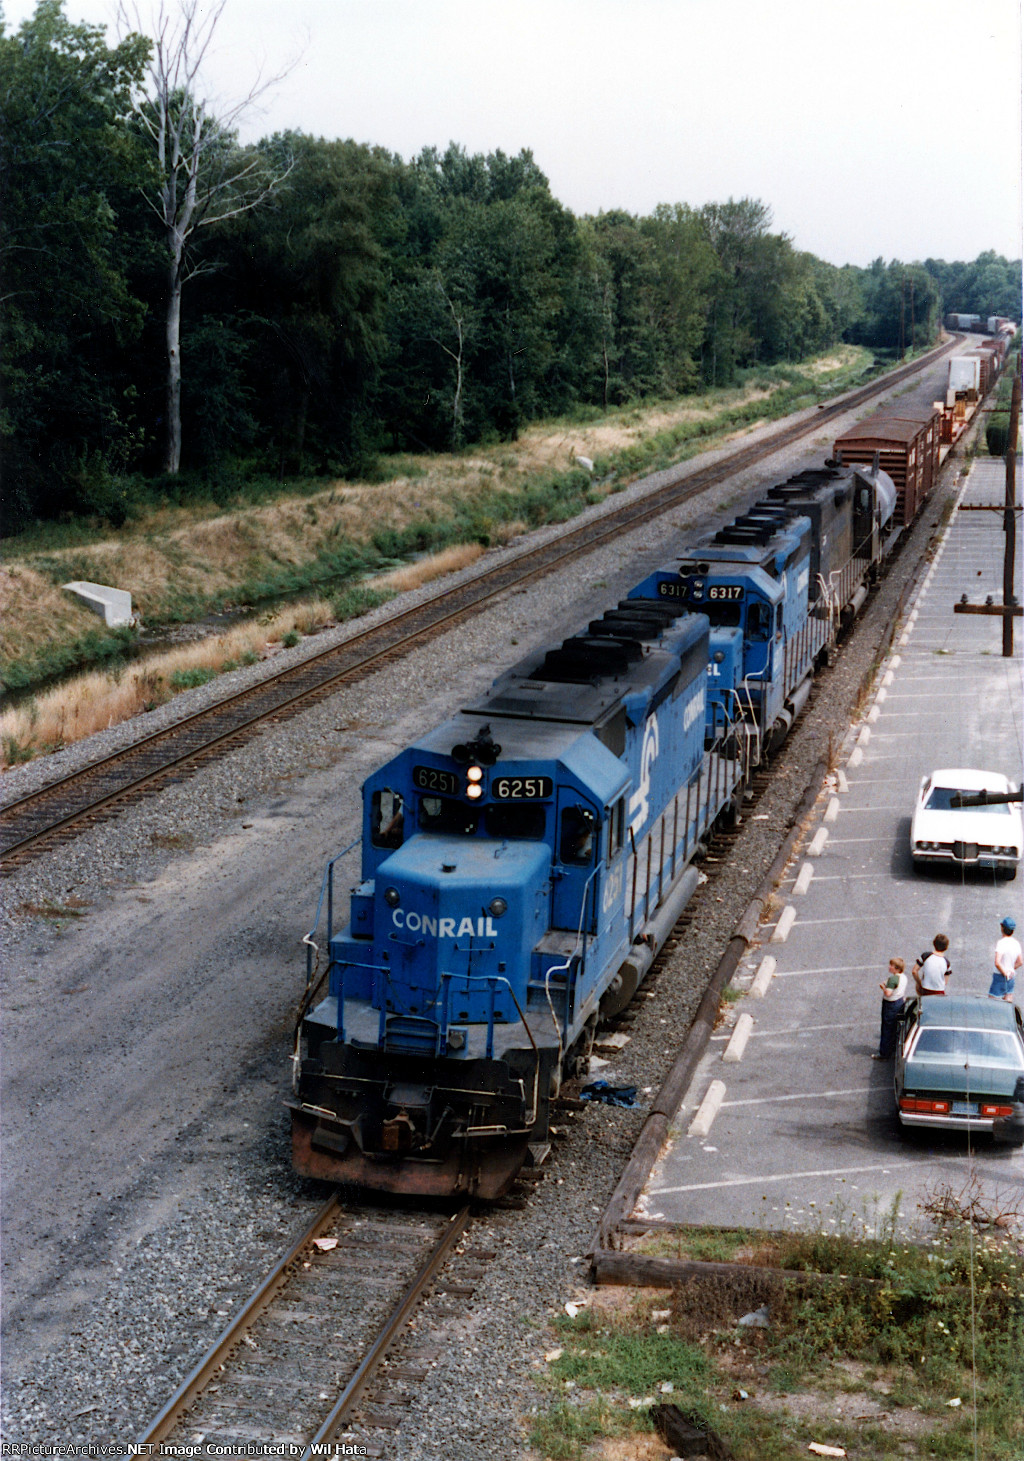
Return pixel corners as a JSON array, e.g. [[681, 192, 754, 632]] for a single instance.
[[900, 1097, 951, 1114], [980, 1104, 1014, 1117]]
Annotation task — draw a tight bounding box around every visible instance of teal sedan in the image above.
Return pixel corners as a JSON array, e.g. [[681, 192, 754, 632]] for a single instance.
[[895, 994, 1024, 1145]]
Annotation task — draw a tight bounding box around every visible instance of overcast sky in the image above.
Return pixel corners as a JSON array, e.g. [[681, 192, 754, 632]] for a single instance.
[[5, 0, 1022, 268]]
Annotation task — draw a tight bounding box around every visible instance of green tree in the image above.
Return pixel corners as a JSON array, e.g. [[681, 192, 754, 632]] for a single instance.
[[846, 259, 940, 352], [214, 133, 399, 474], [0, 0, 151, 523], [380, 147, 581, 446]]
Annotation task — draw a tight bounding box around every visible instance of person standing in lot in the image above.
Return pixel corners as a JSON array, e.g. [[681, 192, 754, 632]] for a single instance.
[[912, 934, 951, 997], [873, 956, 907, 1060], [989, 916, 1022, 1002]]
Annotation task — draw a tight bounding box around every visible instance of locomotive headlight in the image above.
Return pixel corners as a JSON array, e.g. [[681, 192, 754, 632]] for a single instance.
[[713, 651, 725, 664], [467, 766, 483, 782], [383, 886, 401, 907], [489, 897, 508, 918], [466, 783, 483, 800]]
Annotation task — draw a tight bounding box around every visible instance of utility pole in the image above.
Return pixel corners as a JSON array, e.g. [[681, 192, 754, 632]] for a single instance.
[[953, 349, 1022, 656], [1003, 363, 1021, 656], [909, 276, 915, 354]]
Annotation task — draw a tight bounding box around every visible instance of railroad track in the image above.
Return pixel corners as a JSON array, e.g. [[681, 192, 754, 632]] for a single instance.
[[137, 1199, 479, 1456], [1, 341, 954, 871]]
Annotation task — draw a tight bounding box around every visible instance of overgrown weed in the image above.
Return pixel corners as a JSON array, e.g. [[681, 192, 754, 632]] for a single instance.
[[530, 1219, 1024, 1460]]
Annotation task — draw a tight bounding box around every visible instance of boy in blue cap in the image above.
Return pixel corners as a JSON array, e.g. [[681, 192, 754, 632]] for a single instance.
[[989, 916, 1022, 1002]]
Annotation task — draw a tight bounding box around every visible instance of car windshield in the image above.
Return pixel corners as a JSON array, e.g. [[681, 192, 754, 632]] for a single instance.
[[924, 785, 1010, 814], [911, 1027, 1024, 1069]]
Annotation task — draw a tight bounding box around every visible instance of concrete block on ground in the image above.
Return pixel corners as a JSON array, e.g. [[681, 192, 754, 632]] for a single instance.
[[723, 1013, 754, 1063], [771, 905, 797, 942], [749, 955, 776, 996], [688, 1080, 726, 1137], [63, 581, 133, 627]]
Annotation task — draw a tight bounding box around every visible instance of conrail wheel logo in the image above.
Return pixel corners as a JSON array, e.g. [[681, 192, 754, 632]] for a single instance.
[[628, 714, 660, 837]]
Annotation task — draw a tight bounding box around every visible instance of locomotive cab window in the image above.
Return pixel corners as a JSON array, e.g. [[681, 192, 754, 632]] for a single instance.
[[560, 805, 596, 865], [607, 797, 626, 859], [418, 796, 479, 836], [747, 602, 770, 641], [484, 803, 547, 840], [370, 789, 404, 848]]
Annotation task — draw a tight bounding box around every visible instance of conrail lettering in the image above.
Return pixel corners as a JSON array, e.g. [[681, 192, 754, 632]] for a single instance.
[[682, 686, 706, 732], [392, 910, 498, 939]]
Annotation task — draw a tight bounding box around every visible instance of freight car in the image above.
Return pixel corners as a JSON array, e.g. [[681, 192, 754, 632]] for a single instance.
[[289, 459, 896, 1199], [833, 413, 938, 526]]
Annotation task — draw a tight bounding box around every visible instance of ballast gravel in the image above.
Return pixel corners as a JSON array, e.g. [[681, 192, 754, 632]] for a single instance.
[[1, 358, 971, 1456]]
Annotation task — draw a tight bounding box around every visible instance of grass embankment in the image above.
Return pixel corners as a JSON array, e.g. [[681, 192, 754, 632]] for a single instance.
[[1, 349, 874, 767], [529, 1216, 1023, 1460]]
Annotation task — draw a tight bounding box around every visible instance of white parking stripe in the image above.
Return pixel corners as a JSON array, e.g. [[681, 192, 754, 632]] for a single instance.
[[721, 1087, 871, 1108], [652, 1162, 903, 1197], [769, 963, 876, 977], [710, 1021, 852, 1039]]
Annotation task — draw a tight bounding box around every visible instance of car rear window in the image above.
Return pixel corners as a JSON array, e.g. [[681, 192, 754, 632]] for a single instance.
[[912, 1028, 1024, 1069], [924, 786, 1011, 814]]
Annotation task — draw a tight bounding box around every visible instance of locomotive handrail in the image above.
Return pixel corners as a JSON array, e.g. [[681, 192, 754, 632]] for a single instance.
[[437, 969, 541, 1130], [303, 840, 360, 992], [292, 841, 362, 1081]]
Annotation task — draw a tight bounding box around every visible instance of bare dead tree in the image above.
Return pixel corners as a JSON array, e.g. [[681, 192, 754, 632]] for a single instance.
[[119, 0, 295, 474], [432, 274, 468, 450]]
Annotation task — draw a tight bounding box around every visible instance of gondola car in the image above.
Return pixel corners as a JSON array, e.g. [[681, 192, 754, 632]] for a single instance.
[[289, 600, 747, 1198]]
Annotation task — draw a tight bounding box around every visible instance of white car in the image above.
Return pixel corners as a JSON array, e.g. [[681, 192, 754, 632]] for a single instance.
[[911, 768, 1022, 878]]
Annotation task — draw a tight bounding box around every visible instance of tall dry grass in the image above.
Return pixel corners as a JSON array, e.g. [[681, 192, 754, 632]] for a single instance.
[[2, 345, 872, 769], [0, 545, 484, 768]]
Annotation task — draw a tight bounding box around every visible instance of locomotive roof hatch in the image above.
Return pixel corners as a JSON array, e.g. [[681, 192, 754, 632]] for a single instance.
[[681, 508, 811, 581]]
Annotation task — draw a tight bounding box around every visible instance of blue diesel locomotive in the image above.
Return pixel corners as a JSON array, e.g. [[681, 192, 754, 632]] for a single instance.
[[289, 459, 896, 1198]]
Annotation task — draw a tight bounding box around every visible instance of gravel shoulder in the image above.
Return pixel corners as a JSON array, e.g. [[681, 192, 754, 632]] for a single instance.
[[0, 355, 969, 1454]]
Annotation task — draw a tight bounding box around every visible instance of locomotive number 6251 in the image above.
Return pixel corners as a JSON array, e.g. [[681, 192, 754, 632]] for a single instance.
[[412, 765, 459, 796], [491, 776, 553, 800]]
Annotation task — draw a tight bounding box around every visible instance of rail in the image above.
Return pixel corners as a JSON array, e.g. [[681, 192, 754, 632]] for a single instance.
[[135, 1200, 472, 1451], [2, 339, 955, 871]]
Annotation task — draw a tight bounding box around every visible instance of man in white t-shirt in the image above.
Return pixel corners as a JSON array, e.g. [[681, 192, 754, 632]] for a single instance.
[[989, 916, 1023, 1002], [912, 933, 951, 996]]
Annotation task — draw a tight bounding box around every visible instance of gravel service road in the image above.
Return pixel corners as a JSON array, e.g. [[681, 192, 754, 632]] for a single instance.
[[1, 354, 973, 1454]]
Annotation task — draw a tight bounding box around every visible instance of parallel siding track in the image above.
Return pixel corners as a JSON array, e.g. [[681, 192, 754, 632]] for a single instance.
[[1, 342, 954, 870], [137, 1200, 474, 1456]]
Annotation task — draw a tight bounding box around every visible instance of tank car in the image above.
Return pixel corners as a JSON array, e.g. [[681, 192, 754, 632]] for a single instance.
[[289, 599, 747, 1198]]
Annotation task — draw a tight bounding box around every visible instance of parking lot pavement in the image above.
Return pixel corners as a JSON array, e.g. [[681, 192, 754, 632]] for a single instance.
[[642, 455, 1024, 1239]]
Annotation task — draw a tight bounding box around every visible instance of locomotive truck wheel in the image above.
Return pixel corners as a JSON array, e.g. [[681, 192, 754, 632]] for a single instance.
[[599, 961, 639, 1020]]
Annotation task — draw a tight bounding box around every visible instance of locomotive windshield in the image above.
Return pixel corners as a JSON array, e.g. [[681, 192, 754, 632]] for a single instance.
[[702, 603, 742, 627], [418, 796, 479, 835], [484, 803, 547, 840]]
